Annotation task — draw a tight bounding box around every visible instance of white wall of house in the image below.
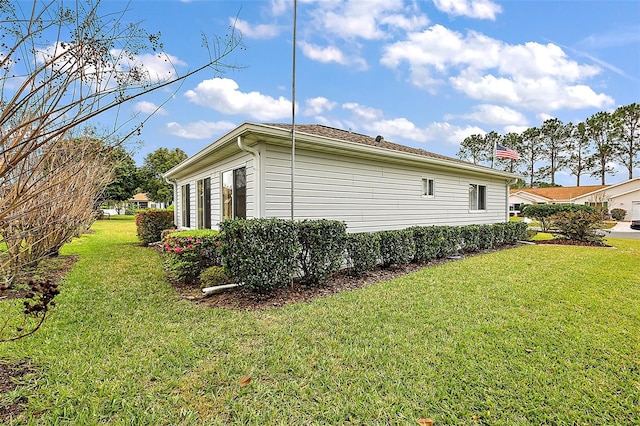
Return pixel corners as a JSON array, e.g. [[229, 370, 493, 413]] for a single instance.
[[263, 144, 509, 233], [174, 151, 255, 229], [571, 179, 640, 220]]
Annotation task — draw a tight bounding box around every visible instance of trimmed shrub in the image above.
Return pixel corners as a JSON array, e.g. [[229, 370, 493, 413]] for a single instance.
[[492, 223, 506, 247], [521, 204, 595, 232], [135, 209, 175, 244], [550, 210, 605, 243], [411, 226, 444, 262], [199, 266, 231, 288], [460, 225, 480, 253], [345, 232, 380, 276], [611, 208, 626, 221], [163, 230, 222, 283], [220, 218, 299, 293], [477, 224, 494, 249], [378, 229, 416, 267], [440, 226, 461, 257], [297, 220, 347, 284], [503, 221, 524, 244]]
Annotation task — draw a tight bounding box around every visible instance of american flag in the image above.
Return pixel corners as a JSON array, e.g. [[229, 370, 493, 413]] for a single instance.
[[495, 143, 520, 160]]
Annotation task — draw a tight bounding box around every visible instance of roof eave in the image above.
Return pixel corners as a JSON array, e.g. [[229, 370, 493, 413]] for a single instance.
[[165, 122, 521, 181]]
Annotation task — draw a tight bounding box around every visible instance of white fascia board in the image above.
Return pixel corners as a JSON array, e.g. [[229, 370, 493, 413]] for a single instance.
[[164, 122, 521, 182]]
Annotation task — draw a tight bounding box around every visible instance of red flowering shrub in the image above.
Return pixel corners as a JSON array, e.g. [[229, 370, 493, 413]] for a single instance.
[[135, 209, 174, 244], [162, 230, 222, 283]]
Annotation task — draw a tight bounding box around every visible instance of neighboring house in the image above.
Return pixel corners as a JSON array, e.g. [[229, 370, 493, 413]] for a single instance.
[[129, 193, 166, 210], [164, 122, 520, 233], [510, 178, 640, 220]]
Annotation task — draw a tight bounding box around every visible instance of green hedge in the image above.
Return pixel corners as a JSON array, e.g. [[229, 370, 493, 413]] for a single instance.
[[521, 204, 595, 231], [297, 220, 347, 284], [345, 232, 380, 276], [379, 229, 416, 267], [440, 226, 461, 257], [135, 209, 175, 244], [460, 225, 480, 253], [161, 218, 529, 293], [411, 226, 444, 262], [162, 229, 222, 283], [220, 218, 300, 293]]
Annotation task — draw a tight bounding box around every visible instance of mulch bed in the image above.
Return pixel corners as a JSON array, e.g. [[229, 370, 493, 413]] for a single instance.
[[533, 239, 611, 247], [173, 245, 521, 311]]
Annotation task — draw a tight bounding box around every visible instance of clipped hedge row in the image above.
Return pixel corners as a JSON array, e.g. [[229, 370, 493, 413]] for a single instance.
[[220, 218, 300, 293], [297, 219, 347, 284], [160, 219, 528, 293], [135, 209, 175, 244]]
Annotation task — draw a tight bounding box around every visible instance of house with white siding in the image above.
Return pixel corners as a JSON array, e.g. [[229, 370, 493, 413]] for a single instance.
[[510, 178, 640, 220], [163, 122, 520, 233]]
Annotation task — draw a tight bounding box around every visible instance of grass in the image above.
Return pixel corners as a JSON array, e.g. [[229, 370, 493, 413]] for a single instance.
[[1, 216, 639, 424]]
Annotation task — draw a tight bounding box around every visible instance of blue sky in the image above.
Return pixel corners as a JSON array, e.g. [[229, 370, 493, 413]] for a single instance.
[[104, 0, 639, 185]]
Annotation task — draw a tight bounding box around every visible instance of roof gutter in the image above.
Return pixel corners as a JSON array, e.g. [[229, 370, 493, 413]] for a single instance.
[[237, 135, 261, 218]]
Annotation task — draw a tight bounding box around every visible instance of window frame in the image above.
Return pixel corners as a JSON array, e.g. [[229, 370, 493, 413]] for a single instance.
[[469, 183, 487, 211], [422, 177, 435, 198], [197, 177, 211, 229], [222, 166, 247, 220], [181, 183, 191, 227]]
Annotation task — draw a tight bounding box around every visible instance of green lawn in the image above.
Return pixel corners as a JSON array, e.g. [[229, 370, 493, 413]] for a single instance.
[[1, 216, 639, 424]]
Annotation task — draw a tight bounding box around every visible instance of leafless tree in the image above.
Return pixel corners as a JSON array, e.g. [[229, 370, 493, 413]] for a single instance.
[[0, 0, 243, 340]]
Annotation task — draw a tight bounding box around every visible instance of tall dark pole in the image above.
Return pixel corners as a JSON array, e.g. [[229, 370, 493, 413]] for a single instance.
[[290, 0, 297, 220]]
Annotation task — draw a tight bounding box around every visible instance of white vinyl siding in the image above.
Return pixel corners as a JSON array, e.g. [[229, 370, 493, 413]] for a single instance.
[[173, 151, 254, 229], [263, 144, 507, 233]]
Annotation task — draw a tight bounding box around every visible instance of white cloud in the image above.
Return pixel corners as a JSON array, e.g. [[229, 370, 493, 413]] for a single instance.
[[460, 104, 528, 126], [311, 0, 428, 40], [114, 51, 187, 83], [298, 41, 367, 69], [299, 41, 348, 65], [270, 0, 289, 16], [381, 24, 614, 111], [233, 18, 281, 39], [504, 125, 530, 134], [303, 97, 337, 116], [342, 103, 384, 121], [184, 78, 292, 120], [134, 101, 167, 115], [433, 0, 502, 20], [450, 73, 614, 111], [165, 120, 236, 139]]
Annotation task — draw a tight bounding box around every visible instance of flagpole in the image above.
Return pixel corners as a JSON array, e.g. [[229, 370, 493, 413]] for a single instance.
[[290, 0, 297, 220], [491, 139, 496, 169]]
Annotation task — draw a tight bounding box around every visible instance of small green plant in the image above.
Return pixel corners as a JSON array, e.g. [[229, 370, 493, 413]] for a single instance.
[[135, 209, 174, 244], [162, 230, 221, 283], [199, 266, 231, 288], [521, 204, 595, 232], [610, 208, 626, 221], [345, 232, 380, 276], [550, 210, 605, 244]]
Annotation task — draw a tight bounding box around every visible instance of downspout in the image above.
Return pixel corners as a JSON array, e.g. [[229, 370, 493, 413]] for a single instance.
[[164, 176, 179, 226], [237, 136, 261, 218], [506, 178, 518, 222]]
